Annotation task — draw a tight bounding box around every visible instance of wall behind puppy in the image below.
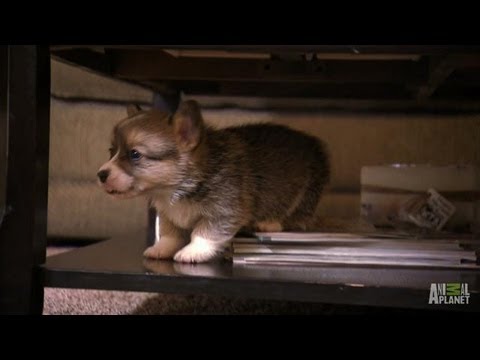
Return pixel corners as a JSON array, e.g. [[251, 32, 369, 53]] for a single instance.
[[48, 60, 153, 240], [49, 59, 480, 239]]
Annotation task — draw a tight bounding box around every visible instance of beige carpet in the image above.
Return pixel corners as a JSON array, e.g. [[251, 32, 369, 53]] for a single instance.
[[43, 287, 343, 315]]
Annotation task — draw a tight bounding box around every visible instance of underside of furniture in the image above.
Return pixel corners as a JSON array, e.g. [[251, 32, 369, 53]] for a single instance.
[[51, 45, 480, 111]]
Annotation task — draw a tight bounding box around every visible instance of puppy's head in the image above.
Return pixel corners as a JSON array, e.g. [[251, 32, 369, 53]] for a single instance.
[[97, 100, 205, 198]]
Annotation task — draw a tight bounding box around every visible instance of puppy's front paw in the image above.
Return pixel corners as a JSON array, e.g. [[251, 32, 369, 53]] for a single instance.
[[173, 242, 221, 263], [143, 245, 175, 259], [143, 235, 186, 259]]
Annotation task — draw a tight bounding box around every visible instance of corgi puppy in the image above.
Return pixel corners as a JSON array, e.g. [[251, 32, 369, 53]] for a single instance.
[[97, 100, 330, 263]]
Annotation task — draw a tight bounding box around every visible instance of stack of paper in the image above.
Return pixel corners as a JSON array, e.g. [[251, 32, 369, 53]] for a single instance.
[[231, 232, 480, 269]]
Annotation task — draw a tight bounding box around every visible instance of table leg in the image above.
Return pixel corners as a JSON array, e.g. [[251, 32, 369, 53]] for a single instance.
[[0, 46, 50, 314]]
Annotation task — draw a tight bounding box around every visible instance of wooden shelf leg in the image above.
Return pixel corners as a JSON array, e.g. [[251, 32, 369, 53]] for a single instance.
[[0, 46, 50, 314]]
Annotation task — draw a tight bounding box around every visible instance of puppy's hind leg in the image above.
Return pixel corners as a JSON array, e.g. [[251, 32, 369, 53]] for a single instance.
[[255, 221, 283, 232]]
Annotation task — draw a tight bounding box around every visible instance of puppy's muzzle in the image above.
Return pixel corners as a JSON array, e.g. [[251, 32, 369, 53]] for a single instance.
[[97, 169, 110, 183]]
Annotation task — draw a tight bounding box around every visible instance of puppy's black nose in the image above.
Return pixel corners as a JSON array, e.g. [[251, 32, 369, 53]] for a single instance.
[[97, 169, 110, 183]]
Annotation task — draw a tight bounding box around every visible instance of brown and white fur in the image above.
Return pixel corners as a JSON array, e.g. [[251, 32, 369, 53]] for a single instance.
[[97, 101, 330, 263]]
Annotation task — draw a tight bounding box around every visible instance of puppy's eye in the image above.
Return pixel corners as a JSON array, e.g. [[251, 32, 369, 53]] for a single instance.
[[109, 147, 115, 158], [129, 149, 142, 161]]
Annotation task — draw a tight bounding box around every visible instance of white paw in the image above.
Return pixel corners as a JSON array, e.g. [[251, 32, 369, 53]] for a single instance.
[[173, 241, 221, 263]]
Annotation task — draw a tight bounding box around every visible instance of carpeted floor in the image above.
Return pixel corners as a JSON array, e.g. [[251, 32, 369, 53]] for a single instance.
[[43, 287, 350, 315]]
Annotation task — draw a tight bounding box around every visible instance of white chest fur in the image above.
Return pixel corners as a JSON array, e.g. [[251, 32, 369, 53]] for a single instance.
[[153, 196, 202, 230]]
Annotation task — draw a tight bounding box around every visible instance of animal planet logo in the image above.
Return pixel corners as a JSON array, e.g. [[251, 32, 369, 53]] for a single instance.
[[428, 283, 470, 305]]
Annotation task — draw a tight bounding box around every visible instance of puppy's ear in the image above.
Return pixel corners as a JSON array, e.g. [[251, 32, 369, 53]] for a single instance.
[[173, 100, 204, 151], [127, 104, 142, 117]]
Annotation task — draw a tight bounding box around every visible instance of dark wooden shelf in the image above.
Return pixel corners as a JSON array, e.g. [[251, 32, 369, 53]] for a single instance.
[[43, 233, 480, 312], [50, 45, 480, 110]]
